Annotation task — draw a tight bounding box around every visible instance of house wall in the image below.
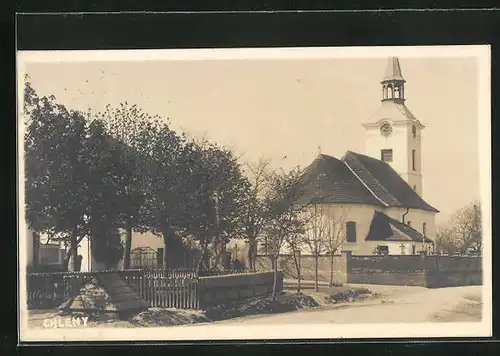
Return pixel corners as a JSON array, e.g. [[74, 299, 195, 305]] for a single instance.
[[127, 231, 165, 250]]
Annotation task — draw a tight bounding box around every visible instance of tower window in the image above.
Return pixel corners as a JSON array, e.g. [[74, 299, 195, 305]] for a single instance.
[[423, 223, 427, 237], [346, 221, 357, 243], [412, 149, 416, 171], [381, 149, 393, 162]]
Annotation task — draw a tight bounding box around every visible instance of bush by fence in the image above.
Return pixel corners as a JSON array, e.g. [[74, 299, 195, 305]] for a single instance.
[[26, 268, 282, 310]]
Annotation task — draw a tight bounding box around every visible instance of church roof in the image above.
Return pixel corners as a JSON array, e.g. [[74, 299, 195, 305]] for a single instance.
[[298, 151, 439, 213], [365, 211, 434, 243], [297, 154, 383, 206], [382, 57, 405, 82], [365, 101, 418, 124]]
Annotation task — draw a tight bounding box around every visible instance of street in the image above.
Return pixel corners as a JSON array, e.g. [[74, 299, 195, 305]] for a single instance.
[[208, 284, 483, 325]]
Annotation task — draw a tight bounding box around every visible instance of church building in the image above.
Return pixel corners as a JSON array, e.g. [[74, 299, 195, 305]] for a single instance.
[[296, 57, 439, 256]]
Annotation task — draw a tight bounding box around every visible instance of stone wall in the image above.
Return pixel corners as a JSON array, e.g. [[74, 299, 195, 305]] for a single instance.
[[347, 254, 482, 287], [255, 252, 482, 288]]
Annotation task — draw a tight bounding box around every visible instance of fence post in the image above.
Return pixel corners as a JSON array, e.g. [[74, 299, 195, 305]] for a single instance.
[[342, 250, 352, 285]]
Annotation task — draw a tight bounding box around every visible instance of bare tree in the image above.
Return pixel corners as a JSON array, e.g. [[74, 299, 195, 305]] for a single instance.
[[241, 157, 272, 271], [324, 207, 351, 286], [302, 205, 330, 292], [264, 167, 307, 300], [435, 201, 482, 256], [284, 231, 305, 293]]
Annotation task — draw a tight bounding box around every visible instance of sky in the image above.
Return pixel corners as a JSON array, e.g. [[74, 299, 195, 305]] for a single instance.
[[22, 51, 482, 225]]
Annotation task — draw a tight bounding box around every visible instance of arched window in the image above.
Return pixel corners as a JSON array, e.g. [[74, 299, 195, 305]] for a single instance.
[[423, 223, 427, 237], [346, 221, 357, 243]]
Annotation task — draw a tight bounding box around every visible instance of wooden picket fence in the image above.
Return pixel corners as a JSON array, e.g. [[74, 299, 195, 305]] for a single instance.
[[125, 269, 200, 309]]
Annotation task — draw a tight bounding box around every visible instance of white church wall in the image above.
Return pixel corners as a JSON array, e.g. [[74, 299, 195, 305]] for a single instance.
[[383, 207, 437, 241], [365, 121, 408, 176]]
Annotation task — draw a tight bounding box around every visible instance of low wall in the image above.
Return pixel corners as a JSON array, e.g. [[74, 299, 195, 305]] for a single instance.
[[256, 253, 483, 288], [198, 270, 283, 308], [348, 271, 428, 286], [255, 254, 347, 285], [347, 254, 483, 288]]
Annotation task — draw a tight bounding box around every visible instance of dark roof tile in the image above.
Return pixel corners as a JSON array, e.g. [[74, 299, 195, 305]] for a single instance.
[[366, 211, 433, 243], [342, 151, 439, 212], [297, 154, 382, 206]]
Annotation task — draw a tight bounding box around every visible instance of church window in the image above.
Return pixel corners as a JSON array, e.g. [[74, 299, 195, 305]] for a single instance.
[[381, 149, 393, 162], [412, 244, 416, 255], [412, 149, 416, 171], [423, 223, 427, 237], [346, 221, 357, 243]]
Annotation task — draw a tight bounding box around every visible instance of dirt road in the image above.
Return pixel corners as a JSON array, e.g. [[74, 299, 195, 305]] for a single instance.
[[210, 284, 483, 325]]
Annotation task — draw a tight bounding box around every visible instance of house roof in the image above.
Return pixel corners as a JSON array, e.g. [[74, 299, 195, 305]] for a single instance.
[[298, 151, 439, 213], [365, 211, 434, 243], [382, 57, 405, 83]]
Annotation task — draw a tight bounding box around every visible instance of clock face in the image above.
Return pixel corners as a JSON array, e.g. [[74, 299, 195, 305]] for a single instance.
[[380, 123, 392, 136]]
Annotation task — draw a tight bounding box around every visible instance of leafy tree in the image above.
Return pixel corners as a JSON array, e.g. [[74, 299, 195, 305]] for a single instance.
[[97, 103, 162, 269], [144, 124, 188, 268], [24, 89, 89, 271], [182, 140, 251, 270], [263, 167, 307, 300]]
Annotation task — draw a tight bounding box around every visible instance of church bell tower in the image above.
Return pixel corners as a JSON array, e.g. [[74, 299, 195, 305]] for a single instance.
[[362, 57, 425, 197]]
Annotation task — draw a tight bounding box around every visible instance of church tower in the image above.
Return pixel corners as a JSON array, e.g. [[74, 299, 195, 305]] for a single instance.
[[362, 57, 426, 196]]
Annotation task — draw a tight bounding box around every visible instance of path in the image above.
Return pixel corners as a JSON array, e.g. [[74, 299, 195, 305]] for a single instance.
[[209, 284, 483, 325]]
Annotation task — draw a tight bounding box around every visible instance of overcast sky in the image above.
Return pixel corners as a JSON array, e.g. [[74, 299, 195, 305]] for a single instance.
[[23, 53, 480, 225]]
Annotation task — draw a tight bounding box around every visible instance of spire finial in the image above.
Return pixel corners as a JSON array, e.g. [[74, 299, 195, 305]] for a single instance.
[[382, 57, 405, 83]]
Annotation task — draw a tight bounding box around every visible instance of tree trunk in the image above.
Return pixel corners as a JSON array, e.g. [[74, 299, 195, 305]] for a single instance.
[[329, 252, 334, 287], [291, 249, 301, 293], [32, 231, 39, 269], [271, 255, 278, 301], [247, 238, 255, 271], [314, 254, 319, 292], [67, 228, 78, 272], [122, 225, 133, 270]]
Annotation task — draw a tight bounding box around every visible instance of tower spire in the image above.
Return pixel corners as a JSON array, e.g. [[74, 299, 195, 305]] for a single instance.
[[381, 57, 406, 103]]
